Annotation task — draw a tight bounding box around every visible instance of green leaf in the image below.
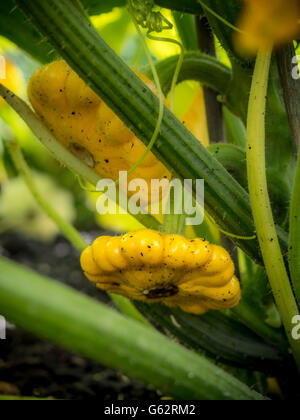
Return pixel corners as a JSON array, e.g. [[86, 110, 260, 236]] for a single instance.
[[0, 257, 265, 400], [231, 253, 286, 348], [0, 0, 55, 62], [136, 302, 289, 374], [208, 143, 248, 188], [223, 107, 246, 148], [207, 144, 291, 226]]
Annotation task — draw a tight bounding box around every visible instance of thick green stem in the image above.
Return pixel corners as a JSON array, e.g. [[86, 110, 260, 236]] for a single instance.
[[0, 257, 265, 400], [246, 47, 300, 370], [289, 159, 300, 307]]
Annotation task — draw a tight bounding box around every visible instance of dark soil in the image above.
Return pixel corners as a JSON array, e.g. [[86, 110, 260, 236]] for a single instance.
[[0, 233, 159, 400]]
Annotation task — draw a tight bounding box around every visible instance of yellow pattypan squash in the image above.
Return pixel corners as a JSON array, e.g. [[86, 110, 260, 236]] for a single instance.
[[81, 229, 241, 315], [28, 60, 170, 193]]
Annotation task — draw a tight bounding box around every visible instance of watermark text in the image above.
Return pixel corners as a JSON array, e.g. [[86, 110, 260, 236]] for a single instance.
[[96, 172, 204, 226], [0, 56, 6, 80], [292, 315, 300, 340], [0, 315, 6, 340]]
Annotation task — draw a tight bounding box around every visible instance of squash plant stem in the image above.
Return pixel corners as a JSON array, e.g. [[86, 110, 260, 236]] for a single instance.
[[246, 46, 300, 371], [5, 140, 151, 328], [289, 157, 300, 307]]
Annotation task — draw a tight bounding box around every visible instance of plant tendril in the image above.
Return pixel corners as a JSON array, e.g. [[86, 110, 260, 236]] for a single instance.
[[205, 212, 256, 241], [147, 32, 184, 110], [130, 0, 172, 32]]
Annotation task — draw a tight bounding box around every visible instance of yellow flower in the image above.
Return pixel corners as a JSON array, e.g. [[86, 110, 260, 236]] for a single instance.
[[0, 55, 24, 106], [235, 0, 300, 54], [80, 229, 241, 315]]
